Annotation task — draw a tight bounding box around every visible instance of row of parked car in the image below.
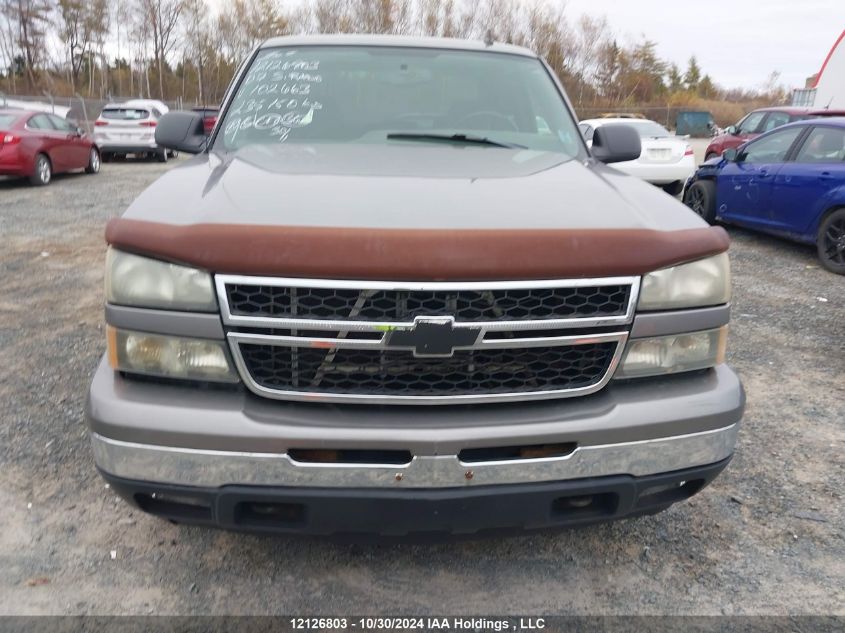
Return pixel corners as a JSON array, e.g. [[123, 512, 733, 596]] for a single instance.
[[575, 108, 845, 274], [2, 95, 842, 274], [685, 109, 845, 275], [0, 99, 218, 185]]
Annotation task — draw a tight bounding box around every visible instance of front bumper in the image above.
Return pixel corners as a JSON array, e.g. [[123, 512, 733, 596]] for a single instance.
[[87, 356, 743, 492], [616, 159, 696, 185], [96, 142, 159, 154], [101, 457, 731, 537], [91, 423, 738, 489]]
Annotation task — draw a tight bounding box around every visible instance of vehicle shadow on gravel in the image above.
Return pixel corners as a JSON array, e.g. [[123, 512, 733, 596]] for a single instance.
[[721, 225, 822, 270], [141, 503, 741, 613]]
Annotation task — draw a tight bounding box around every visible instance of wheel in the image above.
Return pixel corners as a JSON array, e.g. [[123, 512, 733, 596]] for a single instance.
[[684, 180, 716, 223], [157, 148, 168, 163], [168, 150, 178, 159], [85, 147, 100, 174], [817, 208, 845, 275], [29, 154, 52, 186], [705, 152, 719, 161], [661, 181, 683, 196]]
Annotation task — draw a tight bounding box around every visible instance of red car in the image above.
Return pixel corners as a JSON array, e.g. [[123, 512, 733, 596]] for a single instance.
[[704, 107, 845, 161], [191, 106, 219, 136], [704, 107, 815, 161], [0, 109, 100, 185]]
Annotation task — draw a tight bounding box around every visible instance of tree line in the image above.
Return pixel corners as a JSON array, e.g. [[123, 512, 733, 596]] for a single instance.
[[0, 0, 788, 119]]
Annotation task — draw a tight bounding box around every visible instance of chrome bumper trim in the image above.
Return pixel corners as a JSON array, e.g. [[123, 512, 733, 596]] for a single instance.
[[91, 423, 738, 489]]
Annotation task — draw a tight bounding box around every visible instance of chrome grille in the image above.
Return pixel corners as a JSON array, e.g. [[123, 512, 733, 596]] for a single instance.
[[238, 342, 618, 397], [226, 284, 631, 322], [216, 275, 639, 404]]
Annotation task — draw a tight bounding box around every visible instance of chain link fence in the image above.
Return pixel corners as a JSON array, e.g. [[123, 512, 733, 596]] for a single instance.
[[0, 93, 184, 133], [3, 93, 749, 137]]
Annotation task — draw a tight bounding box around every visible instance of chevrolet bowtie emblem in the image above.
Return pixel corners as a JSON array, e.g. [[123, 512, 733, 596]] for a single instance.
[[386, 317, 482, 357]]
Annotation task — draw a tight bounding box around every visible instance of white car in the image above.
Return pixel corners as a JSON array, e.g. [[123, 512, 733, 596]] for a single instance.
[[579, 118, 695, 195], [93, 100, 174, 162]]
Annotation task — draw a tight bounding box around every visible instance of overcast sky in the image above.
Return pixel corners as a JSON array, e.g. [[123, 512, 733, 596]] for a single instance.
[[561, 0, 845, 90], [228, 0, 844, 90]]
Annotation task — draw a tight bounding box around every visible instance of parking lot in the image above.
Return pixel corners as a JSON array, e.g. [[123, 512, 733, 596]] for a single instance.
[[0, 156, 843, 615]]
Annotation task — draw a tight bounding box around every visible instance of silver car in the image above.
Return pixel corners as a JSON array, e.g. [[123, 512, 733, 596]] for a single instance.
[[93, 100, 174, 162]]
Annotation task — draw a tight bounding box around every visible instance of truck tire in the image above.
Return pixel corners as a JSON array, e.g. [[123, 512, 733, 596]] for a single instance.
[[684, 180, 716, 223]]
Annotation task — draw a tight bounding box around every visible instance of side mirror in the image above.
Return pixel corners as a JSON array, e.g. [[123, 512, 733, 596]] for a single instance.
[[591, 124, 641, 164], [76, 127, 85, 136], [725, 125, 738, 136], [722, 148, 738, 162], [155, 111, 207, 154]]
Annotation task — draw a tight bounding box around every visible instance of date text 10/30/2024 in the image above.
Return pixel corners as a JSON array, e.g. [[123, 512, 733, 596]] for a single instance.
[[289, 618, 547, 631]]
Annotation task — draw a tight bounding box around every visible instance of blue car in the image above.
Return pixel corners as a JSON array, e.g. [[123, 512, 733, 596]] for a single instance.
[[683, 118, 845, 274]]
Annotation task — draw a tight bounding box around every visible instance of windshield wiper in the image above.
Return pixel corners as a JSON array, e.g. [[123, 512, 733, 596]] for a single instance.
[[386, 132, 526, 149]]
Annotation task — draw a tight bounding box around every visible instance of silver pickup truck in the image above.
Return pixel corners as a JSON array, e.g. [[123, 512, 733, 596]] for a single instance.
[[86, 35, 744, 537]]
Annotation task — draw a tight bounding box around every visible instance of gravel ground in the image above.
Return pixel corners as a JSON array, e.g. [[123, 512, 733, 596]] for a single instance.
[[0, 157, 843, 616]]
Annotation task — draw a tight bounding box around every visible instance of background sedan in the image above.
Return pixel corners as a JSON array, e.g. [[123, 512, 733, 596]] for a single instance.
[[684, 118, 845, 274], [0, 109, 100, 185], [705, 106, 845, 161], [94, 99, 173, 162], [580, 118, 695, 195]]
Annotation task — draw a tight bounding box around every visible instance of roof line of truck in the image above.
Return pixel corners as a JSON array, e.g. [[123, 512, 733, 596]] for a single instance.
[[260, 34, 537, 57]]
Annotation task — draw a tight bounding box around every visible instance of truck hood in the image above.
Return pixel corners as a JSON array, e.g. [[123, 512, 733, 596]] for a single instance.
[[123, 143, 703, 231], [110, 143, 729, 280]]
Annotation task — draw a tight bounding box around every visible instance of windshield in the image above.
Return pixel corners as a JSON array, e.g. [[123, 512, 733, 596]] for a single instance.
[[216, 46, 584, 157], [101, 108, 150, 120], [0, 113, 19, 128], [622, 120, 672, 138]]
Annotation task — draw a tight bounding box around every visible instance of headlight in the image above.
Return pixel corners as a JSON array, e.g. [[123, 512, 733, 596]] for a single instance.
[[638, 253, 730, 311], [105, 248, 216, 312], [107, 327, 238, 382], [616, 327, 727, 379]]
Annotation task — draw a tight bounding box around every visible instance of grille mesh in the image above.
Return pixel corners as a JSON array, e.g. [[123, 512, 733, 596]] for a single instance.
[[238, 342, 617, 397], [226, 285, 630, 322]]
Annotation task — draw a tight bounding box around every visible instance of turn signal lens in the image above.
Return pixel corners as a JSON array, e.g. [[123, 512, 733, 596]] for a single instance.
[[107, 327, 238, 383], [616, 327, 727, 379]]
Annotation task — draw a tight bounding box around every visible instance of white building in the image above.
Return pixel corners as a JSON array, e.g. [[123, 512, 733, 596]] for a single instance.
[[793, 29, 845, 109]]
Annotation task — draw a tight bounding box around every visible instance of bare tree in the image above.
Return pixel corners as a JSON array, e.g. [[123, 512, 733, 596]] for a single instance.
[[182, 0, 207, 102], [218, 0, 290, 63], [1, 0, 51, 89], [350, 0, 410, 34], [137, 0, 184, 99], [311, 0, 355, 33], [56, 0, 110, 91], [0, 1, 18, 92], [572, 14, 608, 103]]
